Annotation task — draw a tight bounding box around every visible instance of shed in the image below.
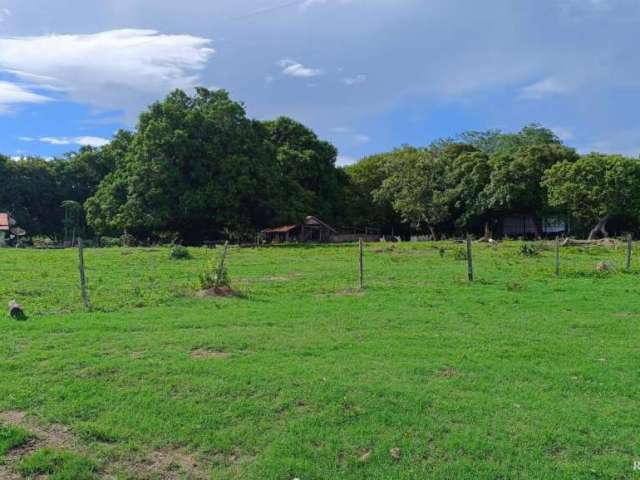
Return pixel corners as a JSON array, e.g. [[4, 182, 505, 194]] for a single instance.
[[262, 216, 337, 244]]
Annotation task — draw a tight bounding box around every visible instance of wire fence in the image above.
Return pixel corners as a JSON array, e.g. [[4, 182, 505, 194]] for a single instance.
[[1, 239, 637, 317]]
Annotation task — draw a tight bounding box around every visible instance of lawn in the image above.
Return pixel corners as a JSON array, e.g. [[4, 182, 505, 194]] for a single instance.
[[0, 241, 639, 479]]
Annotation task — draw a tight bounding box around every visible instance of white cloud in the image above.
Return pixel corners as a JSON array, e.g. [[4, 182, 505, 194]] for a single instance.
[[20, 136, 110, 147], [342, 74, 367, 86], [0, 81, 51, 106], [0, 29, 214, 120], [278, 59, 322, 78], [519, 78, 569, 100]]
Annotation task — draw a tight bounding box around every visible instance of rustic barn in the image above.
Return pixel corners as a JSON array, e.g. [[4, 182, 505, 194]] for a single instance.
[[262, 216, 337, 244]]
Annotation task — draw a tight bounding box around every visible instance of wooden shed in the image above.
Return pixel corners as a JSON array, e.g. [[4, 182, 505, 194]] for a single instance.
[[262, 216, 337, 244]]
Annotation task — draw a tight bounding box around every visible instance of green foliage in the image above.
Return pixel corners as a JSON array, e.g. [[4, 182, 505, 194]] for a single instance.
[[198, 257, 230, 290], [520, 243, 542, 257], [169, 244, 191, 260], [99, 236, 121, 247], [18, 449, 97, 480], [0, 425, 31, 456], [543, 153, 640, 236]]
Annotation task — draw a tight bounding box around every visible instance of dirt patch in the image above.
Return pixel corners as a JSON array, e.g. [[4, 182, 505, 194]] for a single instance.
[[130, 351, 145, 359], [118, 449, 209, 480], [195, 286, 236, 298], [335, 288, 365, 297], [0, 410, 76, 479], [190, 349, 230, 359]]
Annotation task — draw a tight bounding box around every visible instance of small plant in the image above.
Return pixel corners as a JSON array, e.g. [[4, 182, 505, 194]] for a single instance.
[[199, 257, 230, 290], [520, 243, 541, 257], [169, 244, 191, 260]]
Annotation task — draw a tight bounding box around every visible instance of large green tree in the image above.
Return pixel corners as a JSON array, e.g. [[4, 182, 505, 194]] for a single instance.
[[543, 154, 640, 239], [375, 147, 449, 238], [262, 117, 341, 224]]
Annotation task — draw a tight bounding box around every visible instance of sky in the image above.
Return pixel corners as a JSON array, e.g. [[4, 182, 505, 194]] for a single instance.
[[1, 0, 640, 165]]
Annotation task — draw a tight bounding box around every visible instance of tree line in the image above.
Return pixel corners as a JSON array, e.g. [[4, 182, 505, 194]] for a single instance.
[[1, 88, 639, 243]]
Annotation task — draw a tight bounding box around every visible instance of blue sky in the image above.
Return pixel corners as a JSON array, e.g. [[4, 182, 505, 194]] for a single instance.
[[1, 0, 639, 164]]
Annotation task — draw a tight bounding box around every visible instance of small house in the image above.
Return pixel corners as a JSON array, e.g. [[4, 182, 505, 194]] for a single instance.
[[0, 213, 14, 246], [262, 216, 337, 244]]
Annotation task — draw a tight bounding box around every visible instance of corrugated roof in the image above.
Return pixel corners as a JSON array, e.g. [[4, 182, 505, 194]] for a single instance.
[[304, 216, 337, 233], [0, 213, 10, 231], [262, 225, 297, 234]]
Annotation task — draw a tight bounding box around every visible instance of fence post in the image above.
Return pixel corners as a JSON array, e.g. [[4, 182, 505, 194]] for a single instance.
[[215, 241, 230, 288], [466, 235, 474, 282], [78, 238, 91, 310], [358, 238, 364, 290], [627, 234, 633, 270], [555, 236, 560, 277]]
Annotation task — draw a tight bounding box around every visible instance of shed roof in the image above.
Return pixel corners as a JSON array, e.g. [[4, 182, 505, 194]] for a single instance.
[[0, 213, 10, 231], [262, 225, 297, 234], [304, 216, 337, 233]]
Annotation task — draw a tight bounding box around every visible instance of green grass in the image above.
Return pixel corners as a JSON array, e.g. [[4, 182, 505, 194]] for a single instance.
[[0, 241, 639, 479], [18, 448, 97, 480], [0, 425, 30, 457]]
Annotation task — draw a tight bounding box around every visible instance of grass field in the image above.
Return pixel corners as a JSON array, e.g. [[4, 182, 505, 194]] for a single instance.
[[1, 241, 639, 479]]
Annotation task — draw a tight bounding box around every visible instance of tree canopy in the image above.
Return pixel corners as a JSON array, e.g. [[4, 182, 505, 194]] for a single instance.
[[2, 91, 640, 243]]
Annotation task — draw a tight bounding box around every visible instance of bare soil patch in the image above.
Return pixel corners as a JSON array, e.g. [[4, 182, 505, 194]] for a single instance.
[[190, 349, 230, 359], [0, 410, 76, 479]]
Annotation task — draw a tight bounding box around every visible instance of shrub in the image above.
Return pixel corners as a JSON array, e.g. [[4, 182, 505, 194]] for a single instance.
[[32, 236, 54, 249], [520, 243, 541, 257], [169, 244, 191, 260], [100, 236, 121, 248], [199, 257, 230, 290]]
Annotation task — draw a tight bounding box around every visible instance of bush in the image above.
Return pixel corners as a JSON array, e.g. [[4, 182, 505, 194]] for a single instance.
[[100, 236, 121, 248], [199, 257, 230, 290], [32, 236, 54, 248], [169, 244, 191, 260], [520, 243, 542, 257]]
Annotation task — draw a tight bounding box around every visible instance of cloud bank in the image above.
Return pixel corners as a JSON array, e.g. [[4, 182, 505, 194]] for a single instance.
[[0, 29, 214, 119]]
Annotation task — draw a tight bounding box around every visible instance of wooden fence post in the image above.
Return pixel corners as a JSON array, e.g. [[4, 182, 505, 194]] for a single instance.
[[78, 238, 91, 310], [627, 234, 633, 270], [466, 235, 474, 282], [215, 241, 230, 287], [555, 236, 560, 277], [358, 238, 364, 290]]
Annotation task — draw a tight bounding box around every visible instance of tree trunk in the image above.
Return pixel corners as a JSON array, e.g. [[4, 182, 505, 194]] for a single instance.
[[478, 222, 492, 242], [588, 216, 610, 240], [429, 225, 439, 241]]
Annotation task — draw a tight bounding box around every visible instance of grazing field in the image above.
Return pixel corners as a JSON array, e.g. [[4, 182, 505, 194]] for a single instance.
[[1, 241, 639, 479]]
